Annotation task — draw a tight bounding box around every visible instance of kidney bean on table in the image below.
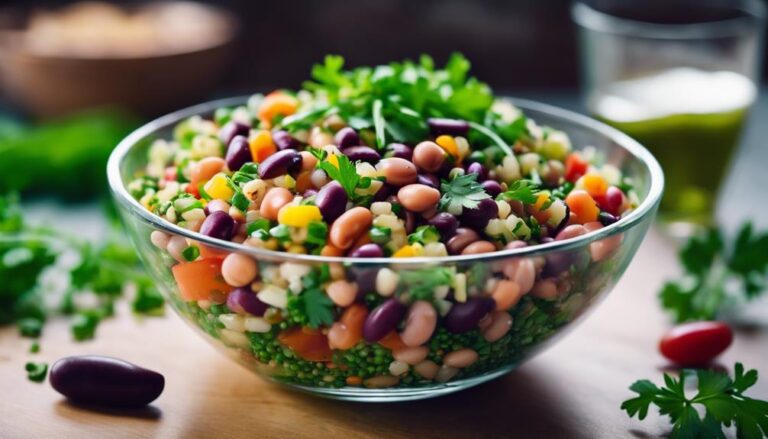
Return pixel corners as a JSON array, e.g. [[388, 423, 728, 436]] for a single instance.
[[364, 298, 407, 342], [257, 149, 302, 179], [50, 356, 164, 408]]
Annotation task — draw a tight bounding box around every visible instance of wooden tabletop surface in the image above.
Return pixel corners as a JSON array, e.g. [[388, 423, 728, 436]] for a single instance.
[[1, 227, 766, 439]]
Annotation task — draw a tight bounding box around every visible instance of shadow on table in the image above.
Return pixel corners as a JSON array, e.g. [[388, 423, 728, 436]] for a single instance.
[[54, 399, 162, 421]]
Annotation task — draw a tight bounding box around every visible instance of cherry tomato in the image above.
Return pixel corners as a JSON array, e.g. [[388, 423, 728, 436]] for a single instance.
[[659, 321, 733, 366], [564, 153, 589, 183]]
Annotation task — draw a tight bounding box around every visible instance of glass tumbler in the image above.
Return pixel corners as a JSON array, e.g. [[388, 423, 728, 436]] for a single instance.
[[573, 0, 765, 236]]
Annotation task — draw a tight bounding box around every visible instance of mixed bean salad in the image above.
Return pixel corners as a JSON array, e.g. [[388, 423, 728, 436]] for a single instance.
[[128, 54, 639, 390]]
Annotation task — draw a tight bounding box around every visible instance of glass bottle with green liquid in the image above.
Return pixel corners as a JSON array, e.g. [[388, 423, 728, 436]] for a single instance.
[[573, 0, 765, 236]]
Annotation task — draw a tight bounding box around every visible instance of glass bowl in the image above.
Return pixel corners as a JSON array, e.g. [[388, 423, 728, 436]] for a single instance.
[[107, 97, 663, 402]]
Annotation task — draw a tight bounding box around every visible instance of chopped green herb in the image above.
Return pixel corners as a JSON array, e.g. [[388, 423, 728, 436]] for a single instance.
[[25, 361, 48, 383], [29, 341, 40, 353], [407, 225, 440, 245], [71, 311, 101, 341], [319, 154, 361, 199], [17, 317, 43, 338], [399, 267, 454, 302], [247, 218, 271, 236], [499, 180, 540, 205], [439, 173, 491, 214], [306, 221, 328, 247], [269, 225, 292, 242], [231, 191, 250, 212], [372, 99, 386, 148], [370, 226, 392, 245]]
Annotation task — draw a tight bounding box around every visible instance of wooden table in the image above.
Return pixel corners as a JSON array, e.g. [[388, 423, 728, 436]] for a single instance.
[[1, 228, 766, 439]]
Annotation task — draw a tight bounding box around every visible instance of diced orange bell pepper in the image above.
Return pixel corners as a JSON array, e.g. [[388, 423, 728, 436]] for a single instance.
[[258, 92, 299, 128], [277, 327, 333, 362], [581, 172, 608, 198], [249, 130, 277, 163], [565, 189, 600, 224], [172, 258, 232, 301]]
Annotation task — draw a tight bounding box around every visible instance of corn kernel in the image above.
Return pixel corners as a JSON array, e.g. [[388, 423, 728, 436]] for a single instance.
[[203, 173, 234, 200], [278, 205, 322, 227], [435, 135, 460, 158]]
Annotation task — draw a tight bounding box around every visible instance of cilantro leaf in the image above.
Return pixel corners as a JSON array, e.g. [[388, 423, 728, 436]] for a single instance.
[[622, 363, 768, 439], [301, 287, 335, 329], [319, 154, 360, 199], [439, 173, 491, 215], [499, 180, 541, 205]]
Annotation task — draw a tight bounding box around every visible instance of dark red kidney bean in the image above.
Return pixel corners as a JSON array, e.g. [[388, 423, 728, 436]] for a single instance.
[[219, 120, 250, 146], [466, 162, 487, 180], [427, 118, 469, 136], [386, 143, 413, 161], [508, 199, 525, 217], [335, 127, 360, 149], [315, 181, 348, 223], [428, 212, 459, 240], [599, 211, 618, 226], [200, 211, 235, 240], [227, 287, 268, 316], [272, 130, 301, 150], [343, 146, 381, 163], [460, 198, 498, 230], [405, 211, 418, 234], [417, 173, 440, 189], [257, 149, 302, 179], [542, 251, 576, 277], [435, 160, 454, 179], [350, 243, 384, 258], [363, 298, 407, 342], [352, 267, 378, 300], [50, 356, 164, 408], [225, 135, 252, 171], [481, 180, 502, 198], [659, 321, 733, 367], [596, 186, 625, 215], [447, 228, 480, 254], [373, 183, 392, 202], [444, 297, 495, 333]]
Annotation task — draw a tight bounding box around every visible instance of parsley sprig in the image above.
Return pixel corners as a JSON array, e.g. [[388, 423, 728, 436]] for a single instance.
[[318, 153, 377, 205], [622, 363, 768, 439], [439, 173, 491, 215], [285, 266, 335, 328], [660, 223, 768, 323], [498, 180, 541, 205]]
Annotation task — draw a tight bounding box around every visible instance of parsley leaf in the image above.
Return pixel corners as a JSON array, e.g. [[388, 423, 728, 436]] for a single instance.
[[622, 363, 768, 439], [301, 287, 335, 328], [660, 223, 768, 322], [398, 267, 454, 302], [439, 173, 491, 215], [499, 180, 541, 205], [318, 154, 368, 201]]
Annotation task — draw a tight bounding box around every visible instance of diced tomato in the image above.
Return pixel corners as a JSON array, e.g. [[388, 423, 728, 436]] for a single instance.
[[565, 153, 589, 183], [258, 92, 299, 128], [171, 258, 232, 301], [278, 327, 333, 361], [185, 183, 200, 198], [378, 331, 406, 351]]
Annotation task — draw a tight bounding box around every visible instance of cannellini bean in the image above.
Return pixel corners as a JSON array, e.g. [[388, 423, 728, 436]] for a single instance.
[[435, 365, 460, 383], [443, 348, 479, 368], [389, 360, 409, 376], [221, 253, 258, 287], [218, 314, 245, 332], [502, 257, 536, 294], [150, 231, 170, 250], [166, 235, 188, 262], [400, 301, 438, 347], [482, 311, 513, 342], [393, 346, 430, 365], [257, 285, 288, 309], [243, 317, 271, 333], [219, 329, 250, 348], [375, 268, 399, 297], [414, 360, 440, 380], [364, 375, 400, 388], [492, 280, 523, 311], [327, 280, 358, 307]]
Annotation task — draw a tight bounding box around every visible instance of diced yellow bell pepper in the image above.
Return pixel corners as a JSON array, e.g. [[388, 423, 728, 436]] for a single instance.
[[326, 154, 339, 168], [393, 245, 416, 258], [435, 135, 460, 159], [204, 173, 234, 200], [278, 205, 322, 228]]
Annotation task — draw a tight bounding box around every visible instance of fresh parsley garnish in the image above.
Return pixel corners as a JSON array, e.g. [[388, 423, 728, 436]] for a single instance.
[[439, 173, 491, 215], [407, 225, 440, 245], [499, 180, 541, 205], [318, 154, 375, 204], [286, 266, 335, 328], [25, 361, 48, 383], [622, 363, 768, 439], [660, 223, 768, 323]]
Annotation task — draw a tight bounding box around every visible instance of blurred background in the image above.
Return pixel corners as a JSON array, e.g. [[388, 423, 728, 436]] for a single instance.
[[0, 0, 766, 229]]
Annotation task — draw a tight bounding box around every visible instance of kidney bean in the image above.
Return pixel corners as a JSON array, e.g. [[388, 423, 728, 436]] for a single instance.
[[377, 158, 418, 186], [428, 212, 459, 240], [350, 243, 384, 258], [466, 162, 487, 180], [50, 356, 164, 408], [327, 280, 359, 307], [257, 149, 302, 179], [190, 157, 226, 185], [200, 211, 235, 241], [393, 346, 430, 365], [543, 252, 576, 277], [481, 180, 502, 198], [417, 173, 440, 189], [335, 127, 360, 149], [329, 207, 373, 249], [315, 181, 348, 223], [227, 287, 268, 316], [397, 184, 440, 212], [530, 279, 559, 300], [387, 143, 413, 161], [219, 120, 250, 146], [508, 199, 525, 217], [482, 311, 513, 342], [447, 228, 480, 255], [443, 348, 479, 368], [599, 211, 618, 226], [372, 183, 393, 202], [492, 280, 523, 311], [272, 129, 301, 150], [404, 211, 418, 234], [220, 253, 257, 287], [224, 135, 253, 172], [343, 146, 381, 163], [502, 257, 536, 294], [444, 297, 495, 333], [461, 240, 496, 255], [413, 141, 446, 173], [459, 198, 498, 230], [427, 118, 470, 136], [597, 186, 625, 215], [414, 360, 440, 379], [659, 321, 733, 367], [400, 301, 437, 347], [260, 187, 294, 220], [363, 298, 407, 342]]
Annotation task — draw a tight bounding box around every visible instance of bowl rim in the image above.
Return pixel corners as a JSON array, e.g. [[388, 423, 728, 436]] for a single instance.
[[107, 95, 664, 265]]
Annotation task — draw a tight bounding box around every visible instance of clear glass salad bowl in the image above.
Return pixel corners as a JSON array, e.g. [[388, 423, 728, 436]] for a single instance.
[[107, 97, 663, 402]]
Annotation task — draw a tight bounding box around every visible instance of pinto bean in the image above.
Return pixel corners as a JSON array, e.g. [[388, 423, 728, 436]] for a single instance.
[[377, 158, 418, 186], [482, 311, 513, 342], [221, 253, 258, 287], [461, 240, 496, 255], [260, 187, 293, 220], [397, 184, 440, 212], [446, 228, 480, 255], [502, 257, 536, 294], [413, 141, 446, 173], [400, 301, 438, 347], [443, 348, 479, 368], [531, 279, 559, 299], [327, 280, 358, 307], [492, 280, 523, 311], [329, 207, 373, 249], [413, 360, 440, 380], [191, 157, 225, 185], [393, 346, 430, 365]]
